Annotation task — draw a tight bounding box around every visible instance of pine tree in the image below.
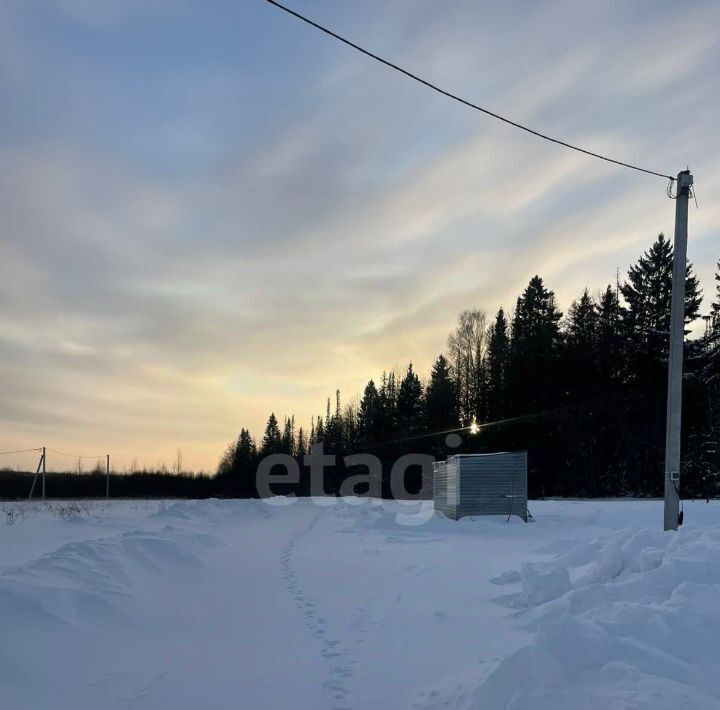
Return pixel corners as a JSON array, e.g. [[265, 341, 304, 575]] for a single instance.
[[712, 259, 720, 333], [621, 233, 702, 379], [235, 428, 256, 463], [342, 402, 359, 452], [280, 416, 295, 455], [324, 391, 344, 454], [359, 379, 381, 445], [596, 284, 625, 386], [315, 415, 325, 443], [228, 428, 257, 496], [260, 413, 282, 456], [426, 355, 458, 431], [486, 309, 509, 421], [510, 276, 563, 413], [296, 426, 307, 457], [397, 363, 425, 434], [564, 289, 598, 396], [378, 371, 399, 440]]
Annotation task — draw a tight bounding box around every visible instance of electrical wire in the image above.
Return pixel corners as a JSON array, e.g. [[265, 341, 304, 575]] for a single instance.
[[0, 447, 42, 455], [46, 448, 107, 460], [357, 424, 470, 450], [264, 0, 676, 182]]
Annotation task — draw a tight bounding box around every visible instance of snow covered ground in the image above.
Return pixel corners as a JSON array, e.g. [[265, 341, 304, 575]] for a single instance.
[[1, 498, 719, 710]]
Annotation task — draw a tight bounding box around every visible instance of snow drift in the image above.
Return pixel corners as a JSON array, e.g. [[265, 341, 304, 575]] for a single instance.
[[0, 498, 718, 709]]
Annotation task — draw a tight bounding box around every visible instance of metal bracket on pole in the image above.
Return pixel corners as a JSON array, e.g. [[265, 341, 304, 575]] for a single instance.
[[663, 169, 692, 531]]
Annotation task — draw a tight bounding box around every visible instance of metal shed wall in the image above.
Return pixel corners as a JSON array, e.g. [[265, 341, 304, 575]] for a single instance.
[[432, 458, 458, 519], [433, 452, 527, 521]]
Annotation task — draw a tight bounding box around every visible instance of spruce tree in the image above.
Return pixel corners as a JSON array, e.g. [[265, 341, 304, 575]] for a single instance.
[[596, 284, 625, 386], [260, 413, 282, 456], [510, 276, 563, 413], [565, 289, 598, 396], [315, 415, 325, 443], [426, 355, 458, 431], [397, 363, 425, 434], [229, 428, 257, 496], [296, 426, 307, 457], [713, 259, 720, 332], [378, 371, 399, 440], [324, 392, 343, 454], [621, 233, 702, 379], [235, 428, 256, 463], [359, 379, 381, 444], [342, 403, 359, 452], [486, 309, 509, 421], [280, 416, 295, 455]]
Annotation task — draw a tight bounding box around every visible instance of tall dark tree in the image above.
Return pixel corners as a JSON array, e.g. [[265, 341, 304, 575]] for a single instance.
[[486, 308, 509, 421], [564, 289, 598, 396], [510, 276, 563, 413], [296, 426, 307, 457], [260, 413, 282, 456], [235, 428, 256, 463], [596, 284, 625, 386], [397, 363, 425, 434], [359, 379, 381, 445], [228, 428, 258, 496], [712, 259, 720, 333], [342, 402, 359, 452], [280, 415, 295, 455], [377, 371, 399, 440], [425, 355, 458, 431], [315, 415, 325, 444], [324, 390, 344, 454], [621, 233, 702, 380]]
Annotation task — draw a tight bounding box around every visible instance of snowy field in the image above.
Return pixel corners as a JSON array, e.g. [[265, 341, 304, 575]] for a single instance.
[[1, 498, 719, 710]]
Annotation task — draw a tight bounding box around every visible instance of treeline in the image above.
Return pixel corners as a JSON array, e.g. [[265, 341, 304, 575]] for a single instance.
[[0, 470, 215, 500], [218, 234, 720, 500]]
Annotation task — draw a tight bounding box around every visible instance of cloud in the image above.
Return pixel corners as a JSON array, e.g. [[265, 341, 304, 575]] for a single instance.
[[0, 1, 718, 469]]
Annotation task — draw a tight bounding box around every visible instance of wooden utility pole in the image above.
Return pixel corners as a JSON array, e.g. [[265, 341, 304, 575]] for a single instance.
[[106, 454, 110, 500], [42, 446, 46, 500], [28, 450, 43, 500], [663, 169, 692, 531]]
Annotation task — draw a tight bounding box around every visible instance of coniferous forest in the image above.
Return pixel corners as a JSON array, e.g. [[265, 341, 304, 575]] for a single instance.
[[217, 234, 720, 501]]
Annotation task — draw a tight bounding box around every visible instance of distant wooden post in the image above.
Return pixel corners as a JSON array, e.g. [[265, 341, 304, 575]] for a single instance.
[[42, 446, 46, 500], [28, 450, 44, 500], [106, 454, 110, 500]]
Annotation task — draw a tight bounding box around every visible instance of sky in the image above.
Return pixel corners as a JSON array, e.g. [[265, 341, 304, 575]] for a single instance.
[[1, 0, 719, 472]]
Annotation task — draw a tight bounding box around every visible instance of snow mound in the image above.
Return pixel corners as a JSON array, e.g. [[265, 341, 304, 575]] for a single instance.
[[469, 527, 720, 710], [0, 526, 216, 632], [520, 562, 571, 605]]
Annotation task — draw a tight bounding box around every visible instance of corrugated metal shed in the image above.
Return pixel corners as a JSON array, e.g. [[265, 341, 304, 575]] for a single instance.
[[433, 452, 527, 521]]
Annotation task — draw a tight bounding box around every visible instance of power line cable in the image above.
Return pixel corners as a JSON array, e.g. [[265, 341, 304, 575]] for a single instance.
[[0, 447, 42, 455], [46, 447, 107, 460], [263, 0, 676, 182]]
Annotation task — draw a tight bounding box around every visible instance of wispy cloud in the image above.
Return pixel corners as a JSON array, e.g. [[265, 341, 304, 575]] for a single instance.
[[0, 0, 718, 469]]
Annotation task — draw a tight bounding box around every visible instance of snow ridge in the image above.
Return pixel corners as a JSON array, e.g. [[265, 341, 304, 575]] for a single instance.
[[470, 526, 720, 710]]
